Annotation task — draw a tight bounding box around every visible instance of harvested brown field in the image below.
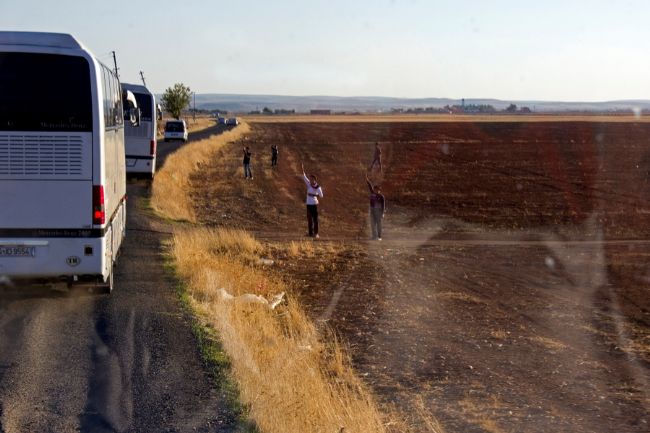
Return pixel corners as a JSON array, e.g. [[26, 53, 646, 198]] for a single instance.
[[191, 119, 650, 433]]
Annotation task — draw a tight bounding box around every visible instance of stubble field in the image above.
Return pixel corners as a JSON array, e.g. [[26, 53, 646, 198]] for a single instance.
[[191, 119, 650, 433]]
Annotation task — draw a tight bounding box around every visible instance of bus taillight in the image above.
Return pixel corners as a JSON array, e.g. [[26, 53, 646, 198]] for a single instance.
[[93, 185, 105, 225], [150, 139, 157, 156]]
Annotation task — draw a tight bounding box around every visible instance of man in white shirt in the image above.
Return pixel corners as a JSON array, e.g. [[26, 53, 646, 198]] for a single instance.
[[301, 163, 323, 238]]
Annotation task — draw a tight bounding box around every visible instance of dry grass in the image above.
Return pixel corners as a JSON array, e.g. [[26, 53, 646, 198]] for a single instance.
[[478, 418, 506, 433], [286, 240, 315, 258], [490, 330, 509, 340], [414, 397, 446, 433], [185, 116, 216, 133], [433, 291, 487, 305], [528, 335, 567, 351], [151, 122, 250, 222], [458, 395, 507, 433], [172, 227, 390, 433]]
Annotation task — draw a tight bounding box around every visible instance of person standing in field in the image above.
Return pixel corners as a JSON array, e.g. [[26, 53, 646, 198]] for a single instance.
[[242, 146, 253, 179], [369, 142, 382, 172], [271, 144, 279, 167], [301, 163, 323, 238], [366, 173, 386, 240]]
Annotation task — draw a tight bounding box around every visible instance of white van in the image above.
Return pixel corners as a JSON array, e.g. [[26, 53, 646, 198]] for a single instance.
[[121, 82, 157, 179], [164, 119, 188, 142], [0, 31, 137, 292]]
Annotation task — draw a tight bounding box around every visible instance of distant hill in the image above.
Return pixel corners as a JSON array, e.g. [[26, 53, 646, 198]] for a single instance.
[[186, 93, 650, 114]]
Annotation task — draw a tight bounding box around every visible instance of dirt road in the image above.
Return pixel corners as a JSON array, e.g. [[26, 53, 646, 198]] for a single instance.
[[0, 124, 239, 433], [192, 121, 650, 433]]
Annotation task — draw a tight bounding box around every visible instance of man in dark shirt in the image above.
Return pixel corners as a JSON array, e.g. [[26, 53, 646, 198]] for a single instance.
[[369, 142, 382, 171], [243, 146, 253, 179], [366, 174, 386, 240], [271, 144, 278, 167]]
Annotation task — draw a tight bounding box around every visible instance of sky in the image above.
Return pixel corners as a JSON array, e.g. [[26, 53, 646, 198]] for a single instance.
[[1, 0, 649, 101]]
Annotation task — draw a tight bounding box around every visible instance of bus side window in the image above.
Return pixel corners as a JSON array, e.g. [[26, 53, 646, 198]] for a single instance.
[[102, 66, 113, 129], [101, 67, 108, 127], [113, 74, 122, 126]]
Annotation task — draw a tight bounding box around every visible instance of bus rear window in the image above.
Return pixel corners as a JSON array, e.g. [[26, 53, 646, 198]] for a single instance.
[[134, 93, 153, 121], [165, 122, 185, 132], [0, 52, 92, 132]]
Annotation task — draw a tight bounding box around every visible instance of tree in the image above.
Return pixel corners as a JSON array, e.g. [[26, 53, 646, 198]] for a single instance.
[[505, 103, 517, 113], [161, 83, 192, 119]]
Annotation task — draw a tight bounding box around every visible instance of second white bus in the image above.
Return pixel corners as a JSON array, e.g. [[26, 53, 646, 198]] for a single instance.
[[121, 82, 157, 179]]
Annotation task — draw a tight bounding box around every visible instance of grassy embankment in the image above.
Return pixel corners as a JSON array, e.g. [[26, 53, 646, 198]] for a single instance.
[[151, 122, 250, 222], [152, 122, 441, 432]]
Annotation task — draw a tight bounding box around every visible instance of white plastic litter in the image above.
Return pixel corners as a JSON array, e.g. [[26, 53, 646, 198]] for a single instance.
[[218, 288, 285, 310]]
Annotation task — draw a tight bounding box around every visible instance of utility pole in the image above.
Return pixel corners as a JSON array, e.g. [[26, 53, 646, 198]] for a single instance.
[[193, 92, 196, 122], [111, 51, 120, 80], [139, 71, 146, 87]]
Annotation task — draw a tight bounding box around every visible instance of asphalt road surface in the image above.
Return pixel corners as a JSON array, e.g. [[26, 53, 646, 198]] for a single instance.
[[0, 123, 238, 433]]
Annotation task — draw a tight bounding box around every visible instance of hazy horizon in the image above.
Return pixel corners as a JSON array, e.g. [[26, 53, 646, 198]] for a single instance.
[[2, 0, 649, 101], [187, 92, 650, 104]]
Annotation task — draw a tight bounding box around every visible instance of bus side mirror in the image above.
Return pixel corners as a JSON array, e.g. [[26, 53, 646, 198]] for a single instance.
[[122, 90, 140, 127]]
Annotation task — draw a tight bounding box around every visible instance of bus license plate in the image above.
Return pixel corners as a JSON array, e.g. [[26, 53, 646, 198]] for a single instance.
[[0, 246, 35, 257]]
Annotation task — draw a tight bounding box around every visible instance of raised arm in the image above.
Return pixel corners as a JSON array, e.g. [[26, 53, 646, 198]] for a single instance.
[[301, 163, 310, 185], [365, 173, 374, 193]]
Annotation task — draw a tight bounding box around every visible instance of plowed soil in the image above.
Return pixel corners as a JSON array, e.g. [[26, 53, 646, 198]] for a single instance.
[[191, 120, 650, 433]]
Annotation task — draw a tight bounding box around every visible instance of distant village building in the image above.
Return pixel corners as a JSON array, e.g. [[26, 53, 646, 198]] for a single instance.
[[310, 109, 331, 115], [443, 104, 497, 114]]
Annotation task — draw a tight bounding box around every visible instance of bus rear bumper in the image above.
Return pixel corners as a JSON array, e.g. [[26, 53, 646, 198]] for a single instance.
[[0, 237, 106, 281]]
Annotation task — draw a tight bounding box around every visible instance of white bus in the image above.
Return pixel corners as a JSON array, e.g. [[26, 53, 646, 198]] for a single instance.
[[0, 31, 137, 292], [121, 82, 157, 179]]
